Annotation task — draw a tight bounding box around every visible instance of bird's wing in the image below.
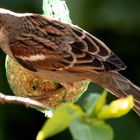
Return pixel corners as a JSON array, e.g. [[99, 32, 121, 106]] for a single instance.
[[10, 14, 126, 72]]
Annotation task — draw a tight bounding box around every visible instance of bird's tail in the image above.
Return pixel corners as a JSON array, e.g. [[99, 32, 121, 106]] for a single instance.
[[88, 72, 140, 116]]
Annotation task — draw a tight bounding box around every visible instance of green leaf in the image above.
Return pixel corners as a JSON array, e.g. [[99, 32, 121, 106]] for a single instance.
[[84, 91, 107, 116], [94, 91, 107, 114], [36, 103, 84, 140], [83, 94, 100, 115], [97, 95, 134, 119], [69, 117, 113, 140]]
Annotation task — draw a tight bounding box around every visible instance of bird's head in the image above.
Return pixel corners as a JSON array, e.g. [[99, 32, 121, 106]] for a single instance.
[[0, 8, 21, 56]]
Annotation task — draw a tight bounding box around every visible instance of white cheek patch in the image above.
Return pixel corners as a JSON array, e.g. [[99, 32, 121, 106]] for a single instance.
[[16, 54, 46, 61]]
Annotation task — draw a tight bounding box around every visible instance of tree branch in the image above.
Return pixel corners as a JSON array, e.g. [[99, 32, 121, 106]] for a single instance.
[[0, 92, 51, 111]]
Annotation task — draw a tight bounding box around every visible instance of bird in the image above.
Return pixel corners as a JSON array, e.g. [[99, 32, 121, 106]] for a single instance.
[[0, 8, 140, 116]]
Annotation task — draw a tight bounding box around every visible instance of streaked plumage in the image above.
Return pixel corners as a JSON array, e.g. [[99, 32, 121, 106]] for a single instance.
[[10, 15, 126, 72], [0, 8, 140, 116]]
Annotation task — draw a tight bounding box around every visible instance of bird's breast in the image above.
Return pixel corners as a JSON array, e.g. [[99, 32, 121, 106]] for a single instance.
[[34, 69, 87, 84]]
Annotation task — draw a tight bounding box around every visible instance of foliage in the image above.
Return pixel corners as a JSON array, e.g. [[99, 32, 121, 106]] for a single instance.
[[36, 92, 133, 140]]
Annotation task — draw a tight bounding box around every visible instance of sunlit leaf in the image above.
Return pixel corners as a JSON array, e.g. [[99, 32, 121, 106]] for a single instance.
[[97, 95, 134, 119], [36, 103, 84, 140], [93, 91, 107, 114], [83, 94, 100, 115], [84, 91, 107, 116]]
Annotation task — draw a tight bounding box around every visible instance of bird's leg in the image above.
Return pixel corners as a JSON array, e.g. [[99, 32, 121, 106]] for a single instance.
[[30, 82, 76, 104], [30, 85, 66, 102]]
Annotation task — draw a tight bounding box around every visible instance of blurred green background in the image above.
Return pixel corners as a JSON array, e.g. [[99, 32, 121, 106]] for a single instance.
[[0, 0, 140, 140]]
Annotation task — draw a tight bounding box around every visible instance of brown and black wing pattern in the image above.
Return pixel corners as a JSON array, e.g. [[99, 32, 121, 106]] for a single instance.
[[10, 14, 126, 72], [69, 26, 126, 72], [10, 15, 77, 71]]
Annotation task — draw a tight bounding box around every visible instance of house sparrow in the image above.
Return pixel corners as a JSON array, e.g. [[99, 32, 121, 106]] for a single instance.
[[0, 8, 140, 116]]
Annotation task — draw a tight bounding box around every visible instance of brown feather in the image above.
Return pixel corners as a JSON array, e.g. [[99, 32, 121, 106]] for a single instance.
[[0, 9, 140, 116], [9, 14, 126, 72]]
